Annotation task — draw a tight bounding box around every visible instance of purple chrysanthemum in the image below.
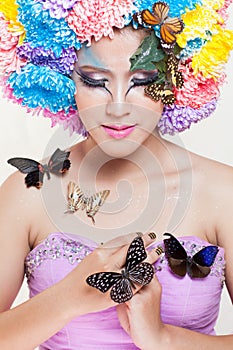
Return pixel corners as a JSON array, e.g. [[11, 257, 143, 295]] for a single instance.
[[39, 0, 79, 19], [17, 44, 77, 75], [158, 100, 218, 135]]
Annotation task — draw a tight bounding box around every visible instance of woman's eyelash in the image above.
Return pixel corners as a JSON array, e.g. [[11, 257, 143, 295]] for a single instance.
[[75, 71, 107, 88], [131, 73, 159, 87], [74, 70, 158, 91]]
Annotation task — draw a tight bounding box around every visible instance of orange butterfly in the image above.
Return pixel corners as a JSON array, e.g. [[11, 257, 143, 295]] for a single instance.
[[140, 2, 184, 49]]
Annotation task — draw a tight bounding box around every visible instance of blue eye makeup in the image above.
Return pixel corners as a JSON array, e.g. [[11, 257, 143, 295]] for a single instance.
[[74, 69, 158, 95]]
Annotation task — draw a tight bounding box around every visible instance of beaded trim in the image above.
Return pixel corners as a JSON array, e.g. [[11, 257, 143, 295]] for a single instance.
[[154, 240, 225, 285], [25, 235, 225, 285], [25, 235, 92, 281]]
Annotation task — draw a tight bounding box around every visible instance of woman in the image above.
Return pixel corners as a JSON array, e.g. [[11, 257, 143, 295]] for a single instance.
[[0, 0, 233, 349]]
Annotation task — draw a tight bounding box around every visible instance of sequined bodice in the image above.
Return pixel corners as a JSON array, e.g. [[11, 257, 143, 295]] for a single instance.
[[25, 232, 225, 350]]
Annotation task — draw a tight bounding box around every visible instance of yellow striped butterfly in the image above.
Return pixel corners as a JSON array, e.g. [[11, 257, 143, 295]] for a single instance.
[[66, 181, 110, 224], [166, 54, 184, 89], [145, 83, 176, 105], [144, 53, 183, 104]]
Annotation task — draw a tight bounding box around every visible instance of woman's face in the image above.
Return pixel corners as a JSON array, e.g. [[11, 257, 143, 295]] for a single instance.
[[73, 28, 163, 158]]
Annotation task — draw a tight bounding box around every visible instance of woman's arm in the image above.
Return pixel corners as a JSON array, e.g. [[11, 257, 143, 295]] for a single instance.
[[0, 173, 160, 349], [0, 242, 160, 350]]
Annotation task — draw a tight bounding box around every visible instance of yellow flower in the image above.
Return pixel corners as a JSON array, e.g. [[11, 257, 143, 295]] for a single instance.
[[202, 0, 224, 11], [0, 0, 25, 42], [0, 0, 19, 21], [192, 26, 233, 79], [176, 5, 223, 48]]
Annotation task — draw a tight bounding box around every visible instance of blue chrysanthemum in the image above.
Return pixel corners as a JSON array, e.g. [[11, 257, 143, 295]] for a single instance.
[[179, 38, 206, 59], [16, 0, 81, 56], [7, 63, 77, 113]]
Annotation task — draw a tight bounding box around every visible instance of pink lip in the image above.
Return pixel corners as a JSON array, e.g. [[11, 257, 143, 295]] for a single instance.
[[102, 124, 136, 139]]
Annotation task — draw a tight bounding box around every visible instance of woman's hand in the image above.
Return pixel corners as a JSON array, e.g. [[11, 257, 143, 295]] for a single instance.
[[0, 231, 162, 350], [64, 232, 162, 318], [117, 277, 168, 350]]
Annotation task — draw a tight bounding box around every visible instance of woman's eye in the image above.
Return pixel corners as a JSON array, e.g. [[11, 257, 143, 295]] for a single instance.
[[74, 70, 108, 89], [130, 73, 159, 88]]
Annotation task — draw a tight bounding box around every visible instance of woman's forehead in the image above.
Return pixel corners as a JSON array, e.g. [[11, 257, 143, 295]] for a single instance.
[[77, 31, 145, 69]]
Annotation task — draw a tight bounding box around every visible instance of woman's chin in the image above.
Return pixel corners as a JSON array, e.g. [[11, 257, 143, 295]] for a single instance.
[[97, 139, 143, 159]]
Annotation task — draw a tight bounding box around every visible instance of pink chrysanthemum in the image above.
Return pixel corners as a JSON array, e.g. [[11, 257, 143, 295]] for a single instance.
[[174, 61, 224, 109], [218, 0, 233, 21], [66, 0, 135, 45], [0, 15, 26, 74], [0, 75, 87, 137]]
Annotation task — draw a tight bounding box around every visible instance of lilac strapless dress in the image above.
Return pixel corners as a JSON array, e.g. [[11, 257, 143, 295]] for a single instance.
[[25, 232, 225, 349]]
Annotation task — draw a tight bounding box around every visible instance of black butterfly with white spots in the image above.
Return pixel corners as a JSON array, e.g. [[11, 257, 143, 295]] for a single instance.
[[86, 236, 154, 303]]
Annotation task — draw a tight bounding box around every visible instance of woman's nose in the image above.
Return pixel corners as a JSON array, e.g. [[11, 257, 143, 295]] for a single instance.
[[106, 88, 132, 118], [106, 101, 132, 118]]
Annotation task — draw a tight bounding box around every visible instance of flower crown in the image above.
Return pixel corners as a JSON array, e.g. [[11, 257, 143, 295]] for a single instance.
[[0, 0, 233, 136]]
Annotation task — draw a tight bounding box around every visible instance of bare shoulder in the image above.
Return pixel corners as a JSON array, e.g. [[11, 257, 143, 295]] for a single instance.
[[189, 151, 233, 196], [0, 171, 47, 310], [189, 151, 233, 245], [0, 170, 43, 236]]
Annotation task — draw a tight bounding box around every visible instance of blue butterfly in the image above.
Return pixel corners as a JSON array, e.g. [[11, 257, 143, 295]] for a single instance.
[[163, 233, 219, 278]]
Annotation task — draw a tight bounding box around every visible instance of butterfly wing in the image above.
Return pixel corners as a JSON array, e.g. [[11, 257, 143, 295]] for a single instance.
[[161, 89, 176, 105], [7, 157, 40, 174], [189, 246, 219, 278], [160, 17, 184, 47], [163, 233, 188, 277], [152, 2, 169, 22], [145, 83, 164, 102], [141, 9, 160, 26], [66, 181, 85, 212], [129, 262, 154, 286], [86, 271, 122, 293], [24, 171, 44, 189], [125, 236, 147, 272], [110, 277, 133, 303], [48, 148, 71, 174], [7, 157, 45, 189], [85, 190, 110, 224], [135, 2, 169, 27]]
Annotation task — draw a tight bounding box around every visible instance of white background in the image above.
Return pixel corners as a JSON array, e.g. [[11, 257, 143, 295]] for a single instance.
[[0, 7, 233, 342]]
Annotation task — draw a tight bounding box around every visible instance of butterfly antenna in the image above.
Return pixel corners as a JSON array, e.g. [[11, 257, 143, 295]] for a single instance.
[[90, 215, 96, 225]]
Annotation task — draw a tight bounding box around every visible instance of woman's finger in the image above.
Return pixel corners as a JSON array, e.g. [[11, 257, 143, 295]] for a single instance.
[[95, 231, 160, 271], [100, 231, 157, 249], [146, 245, 164, 265]]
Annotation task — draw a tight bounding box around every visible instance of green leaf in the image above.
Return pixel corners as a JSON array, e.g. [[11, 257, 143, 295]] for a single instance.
[[130, 32, 165, 71], [154, 59, 167, 73], [173, 43, 183, 56]]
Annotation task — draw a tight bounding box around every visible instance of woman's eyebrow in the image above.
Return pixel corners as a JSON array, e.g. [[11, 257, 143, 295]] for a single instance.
[[76, 65, 111, 73]]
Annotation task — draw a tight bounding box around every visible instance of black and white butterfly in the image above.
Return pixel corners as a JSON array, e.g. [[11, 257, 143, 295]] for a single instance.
[[163, 233, 219, 278], [7, 148, 71, 189], [86, 236, 154, 303]]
